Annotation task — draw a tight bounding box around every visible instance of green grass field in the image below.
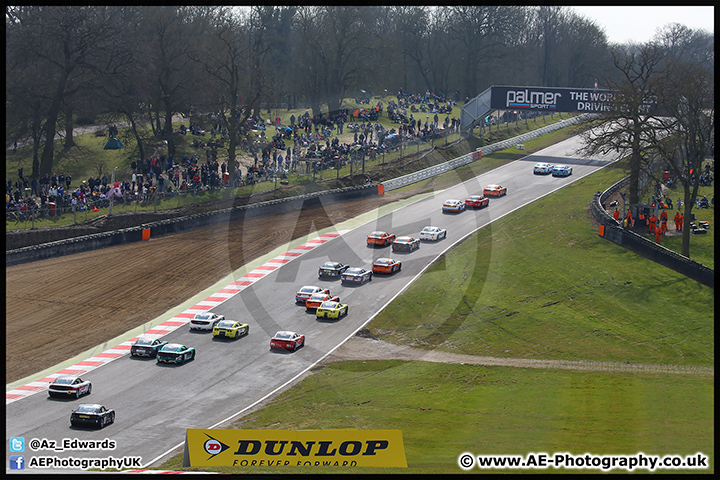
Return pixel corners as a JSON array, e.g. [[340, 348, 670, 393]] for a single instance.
[[158, 146, 714, 474]]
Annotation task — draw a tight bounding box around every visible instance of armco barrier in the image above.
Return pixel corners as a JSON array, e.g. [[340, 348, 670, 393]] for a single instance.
[[382, 113, 594, 191], [6, 184, 377, 266], [591, 179, 713, 288]]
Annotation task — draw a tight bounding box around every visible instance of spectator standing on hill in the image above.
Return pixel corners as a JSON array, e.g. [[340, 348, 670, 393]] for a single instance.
[[66, 173, 71, 189]]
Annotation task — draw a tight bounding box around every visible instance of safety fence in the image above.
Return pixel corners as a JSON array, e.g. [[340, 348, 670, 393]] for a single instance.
[[591, 178, 713, 288]]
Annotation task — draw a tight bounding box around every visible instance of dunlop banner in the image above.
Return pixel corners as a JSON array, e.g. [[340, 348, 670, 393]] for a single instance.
[[183, 428, 407, 468]]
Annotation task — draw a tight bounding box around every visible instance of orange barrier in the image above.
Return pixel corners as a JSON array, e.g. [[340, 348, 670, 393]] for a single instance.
[[142, 228, 151, 240], [378, 184, 384, 195]]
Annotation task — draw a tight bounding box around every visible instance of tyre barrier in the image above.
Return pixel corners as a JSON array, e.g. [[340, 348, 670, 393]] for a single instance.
[[591, 179, 713, 288], [5, 184, 378, 266]]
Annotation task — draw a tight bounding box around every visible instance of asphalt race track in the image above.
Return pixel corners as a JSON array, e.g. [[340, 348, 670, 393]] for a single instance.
[[5, 135, 619, 471]]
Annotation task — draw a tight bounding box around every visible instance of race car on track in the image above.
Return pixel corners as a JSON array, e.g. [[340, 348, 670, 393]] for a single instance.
[[533, 162, 554, 174], [552, 164, 573, 177], [213, 320, 249, 339], [156, 344, 196, 364], [465, 194, 489, 209], [318, 261, 349, 278], [372, 258, 402, 274], [392, 236, 420, 252], [305, 293, 340, 310], [442, 199, 466, 213], [270, 331, 305, 351], [366, 231, 396, 247], [341, 267, 373, 285], [295, 285, 330, 304], [130, 337, 168, 358], [70, 404, 115, 429], [316, 300, 349, 320], [48, 376, 92, 399], [189, 312, 225, 331], [483, 184, 507, 197], [420, 226, 447, 241]]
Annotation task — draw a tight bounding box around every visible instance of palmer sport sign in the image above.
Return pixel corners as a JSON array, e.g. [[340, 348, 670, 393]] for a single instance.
[[491, 85, 618, 113]]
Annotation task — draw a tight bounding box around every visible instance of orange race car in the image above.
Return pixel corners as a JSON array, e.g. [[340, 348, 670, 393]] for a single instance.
[[372, 258, 402, 274], [366, 231, 396, 247], [483, 184, 507, 197], [305, 293, 340, 310]]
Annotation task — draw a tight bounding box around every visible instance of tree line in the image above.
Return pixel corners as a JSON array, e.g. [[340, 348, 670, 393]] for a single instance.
[[5, 5, 713, 214]]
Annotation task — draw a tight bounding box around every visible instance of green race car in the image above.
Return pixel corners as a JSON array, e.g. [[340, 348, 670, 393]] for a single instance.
[[213, 320, 249, 339], [316, 300, 349, 320]]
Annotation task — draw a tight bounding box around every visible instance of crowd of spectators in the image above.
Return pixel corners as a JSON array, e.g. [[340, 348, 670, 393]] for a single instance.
[[7, 89, 464, 222]]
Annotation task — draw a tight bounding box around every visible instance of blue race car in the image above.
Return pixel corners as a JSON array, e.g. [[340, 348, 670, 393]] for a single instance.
[[551, 165, 572, 177]]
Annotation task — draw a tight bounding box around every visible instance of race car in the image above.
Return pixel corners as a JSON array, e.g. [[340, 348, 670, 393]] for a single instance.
[[295, 285, 330, 304], [189, 312, 225, 331], [48, 376, 92, 399], [316, 300, 349, 320], [212, 320, 249, 339], [305, 293, 340, 310], [130, 336, 168, 358], [270, 331, 305, 351], [341, 267, 373, 285], [366, 231, 396, 247], [420, 225, 447, 241], [552, 164, 573, 177], [372, 258, 402, 274], [392, 236, 420, 252], [318, 261, 349, 278], [483, 184, 507, 197], [70, 404, 115, 429], [533, 162, 554, 174], [442, 199, 466, 213], [156, 344, 196, 364], [465, 194, 489, 209]]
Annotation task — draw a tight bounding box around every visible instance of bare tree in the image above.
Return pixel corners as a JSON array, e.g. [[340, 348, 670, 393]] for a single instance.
[[578, 43, 666, 204], [646, 58, 714, 257], [5, 6, 133, 178]]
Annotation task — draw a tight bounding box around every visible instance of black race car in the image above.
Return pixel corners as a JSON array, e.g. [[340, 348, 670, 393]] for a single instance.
[[130, 336, 168, 358], [318, 261, 349, 278], [70, 404, 115, 429]]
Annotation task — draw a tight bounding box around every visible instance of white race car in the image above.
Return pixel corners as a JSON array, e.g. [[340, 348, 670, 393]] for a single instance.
[[295, 285, 330, 304], [533, 162, 554, 174], [189, 312, 225, 331], [48, 376, 92, 399], [419, 226, 447, 241]]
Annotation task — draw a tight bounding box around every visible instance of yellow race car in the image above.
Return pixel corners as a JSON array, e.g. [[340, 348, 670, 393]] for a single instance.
[[212, 320, 249, 339], [316, 300, 349, 320]]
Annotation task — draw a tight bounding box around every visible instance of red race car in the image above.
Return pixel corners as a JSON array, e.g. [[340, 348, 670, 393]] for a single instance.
[[465, 194, 489, 209], [270, 331, 305, 351], [305, 293, 340, 310], [483, 184, 507, 197], [366, 231, 396, 247], [372, 258, 402, 274]]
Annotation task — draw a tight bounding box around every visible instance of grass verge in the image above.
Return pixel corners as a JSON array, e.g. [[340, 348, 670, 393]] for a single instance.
[[160, 361, 713, 474]]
